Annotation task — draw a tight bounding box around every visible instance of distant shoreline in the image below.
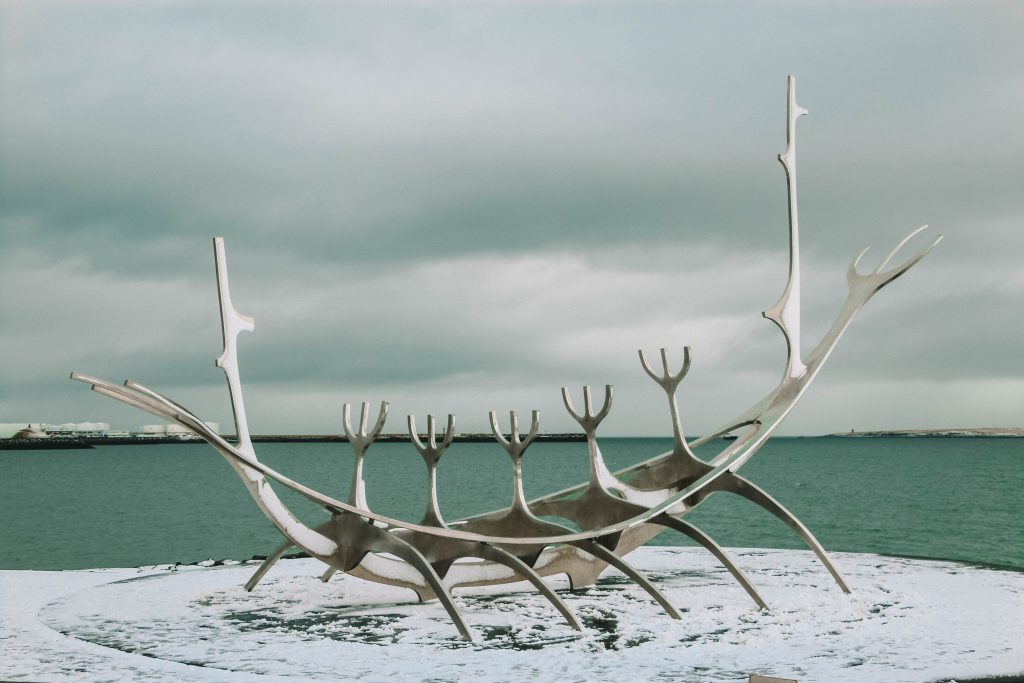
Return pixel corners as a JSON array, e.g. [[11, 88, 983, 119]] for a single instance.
[[0, 432, 588, 450], [828, 427, 1024, 438]]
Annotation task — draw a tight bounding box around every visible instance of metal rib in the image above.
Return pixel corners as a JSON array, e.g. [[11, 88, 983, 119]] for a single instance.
[[571, 541, 680, 620], [654, 514, 767, 609], [245, 539, 293, 592], [477, 544, 582, 631], [712, 472, 851, 593], [367, 529, 473, 641]]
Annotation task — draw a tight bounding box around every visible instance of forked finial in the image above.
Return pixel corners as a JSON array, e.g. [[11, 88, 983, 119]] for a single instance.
[[561, 385, 612, 435], [408, 413, 455, 528], [408, 414, 456, 464], [343, 401, 389, 445], [639, 347, 691, 392], [639, 347, 699, 461], [490, 410, 540, 460], [490, 409, 541, 512]]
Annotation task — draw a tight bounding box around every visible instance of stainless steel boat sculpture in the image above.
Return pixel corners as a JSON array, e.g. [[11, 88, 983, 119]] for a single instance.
[[72, 77, 940, 641]]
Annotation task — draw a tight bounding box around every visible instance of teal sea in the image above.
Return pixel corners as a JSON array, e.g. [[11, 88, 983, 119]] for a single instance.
[[1, 437, 1021, 571]]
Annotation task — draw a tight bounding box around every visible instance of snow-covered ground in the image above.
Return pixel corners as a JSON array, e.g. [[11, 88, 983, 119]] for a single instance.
[[1, 548, 1021, 682]]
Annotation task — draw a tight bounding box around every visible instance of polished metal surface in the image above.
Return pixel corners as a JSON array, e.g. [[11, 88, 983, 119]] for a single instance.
[[72, 76, 939, 641]]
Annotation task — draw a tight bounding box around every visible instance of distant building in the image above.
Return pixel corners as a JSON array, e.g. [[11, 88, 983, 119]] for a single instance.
[[138, 423, 220, 439], [45, 422, 111, 438], [1, 421, 219, 440], [2, 422, 111, 438]]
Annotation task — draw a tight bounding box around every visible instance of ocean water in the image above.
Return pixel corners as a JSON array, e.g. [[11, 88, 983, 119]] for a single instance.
[[1, 437, 1020, 571]]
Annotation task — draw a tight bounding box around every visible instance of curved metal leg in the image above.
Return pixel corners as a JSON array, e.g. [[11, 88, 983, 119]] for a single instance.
[[320, 567, 338, 583], [244, 539, 293, 592], [654, 513, 767, 609], [721, 473, 851, 593], [371, 534, 474, 642], [571, 540, 681, 619], [478, 544, 582, 631]]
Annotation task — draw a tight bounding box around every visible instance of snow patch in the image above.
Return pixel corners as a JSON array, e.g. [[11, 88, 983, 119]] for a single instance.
[[2, 548, 1022, 682]]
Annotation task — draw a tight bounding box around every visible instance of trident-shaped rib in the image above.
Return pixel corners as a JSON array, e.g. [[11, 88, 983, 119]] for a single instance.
[[562, 384, 612, 433], [561, 385, 621, 493], [490, 409, 540, 512], [638, 347, 706, 480], [471, 410, 583, 630], [409, 414, 456, 528], [561, 383, 669, 505], [316, 400, 390, 585], [345, 401, 389, 510]]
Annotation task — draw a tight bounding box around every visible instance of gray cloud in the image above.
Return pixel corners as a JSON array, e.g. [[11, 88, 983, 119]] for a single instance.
[[1, 2, 1021, 435]]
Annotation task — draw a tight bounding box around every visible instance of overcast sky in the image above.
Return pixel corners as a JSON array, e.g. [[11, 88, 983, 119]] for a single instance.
[[1, 1, 1021, 437]]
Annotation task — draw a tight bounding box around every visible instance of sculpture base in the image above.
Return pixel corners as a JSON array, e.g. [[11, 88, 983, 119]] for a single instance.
[[4, 548, 1021, 682]]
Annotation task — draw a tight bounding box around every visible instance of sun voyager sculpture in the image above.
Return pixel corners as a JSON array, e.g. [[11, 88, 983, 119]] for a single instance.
[[73, 77, 940, 641]]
